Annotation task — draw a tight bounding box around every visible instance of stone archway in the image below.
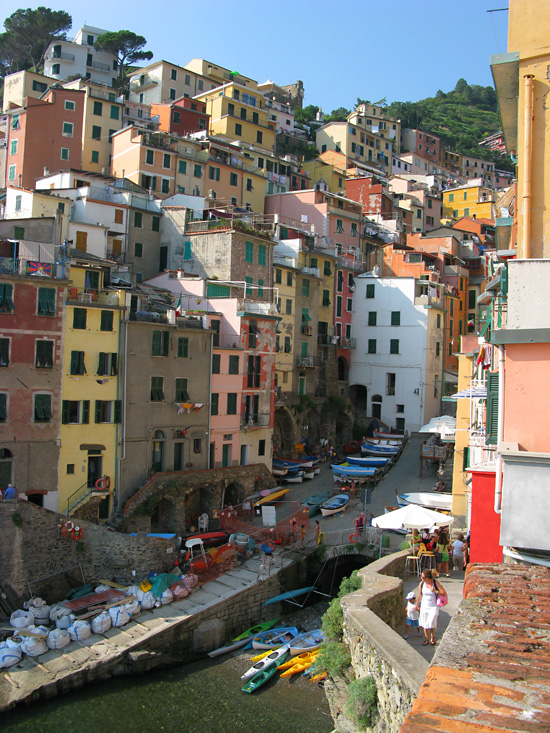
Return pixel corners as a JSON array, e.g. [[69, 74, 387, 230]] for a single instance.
[[350, 384, 367, 415], [222, 482, 241, 508], [273, 406, 296, 457], [150, 497, 177, 533]]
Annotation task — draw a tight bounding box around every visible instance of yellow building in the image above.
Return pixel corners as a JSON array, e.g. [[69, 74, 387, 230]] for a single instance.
[[491, 0, 550, 257], [195, 82, 276, 154], [274, 261, 296, 394], [60, 256, 125, 518], [62, 79, 123, 176], [2, 70, 52, 112], [442, 184, 495, 221], [202, 140, 266, 212], [301, 157, 347, 194], [184, 59, 257, 90]]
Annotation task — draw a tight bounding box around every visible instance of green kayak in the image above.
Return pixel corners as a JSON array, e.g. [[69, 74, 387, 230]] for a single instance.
[[242, 651, 289, 693], [233, 617, 281, 641]]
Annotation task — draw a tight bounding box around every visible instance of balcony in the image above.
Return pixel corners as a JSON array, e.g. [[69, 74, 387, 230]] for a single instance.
[[301, 324, 313, 336], [87, 60, 111, 72], [130, 75, 159, 92], [295, 356, 318, 368], [317, 334, 333, 346], [47, 51, 75, 62], [67, 287, 124, 306], [129, 310, 169, 324], [238, 299, 278, 316], [241, 414, 270, 429], [414, 294, 442, 308], [443, 264, 469, 278], [343, 337, 356, 349], [0, 257, 65, 280], [300, 265, 320, 278], [337, 254, 365, 272]]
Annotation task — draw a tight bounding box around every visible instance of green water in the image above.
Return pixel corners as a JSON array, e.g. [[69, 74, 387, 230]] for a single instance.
[[2, 651, 333, 733]]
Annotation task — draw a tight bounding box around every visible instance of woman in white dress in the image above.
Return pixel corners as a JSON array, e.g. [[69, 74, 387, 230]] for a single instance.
[[415, 569, 447, 645]]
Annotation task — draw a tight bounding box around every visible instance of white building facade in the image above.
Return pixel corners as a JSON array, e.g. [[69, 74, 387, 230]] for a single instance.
[[44, 25, 117, 87], [349, 274, 443, 432]]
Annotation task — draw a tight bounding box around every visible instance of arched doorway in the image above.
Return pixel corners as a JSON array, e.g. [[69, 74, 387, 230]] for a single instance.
[[27, 493, 44, 507], [0, 448, 13, 488], [337, 356, 349, 381], [273, 407, 295, 457], [349, 384, 367, 415], [152, 430, 165, 473], [372, 394, 382, 420], [222, 482, 241, 508], [151, 497, 177, 533]]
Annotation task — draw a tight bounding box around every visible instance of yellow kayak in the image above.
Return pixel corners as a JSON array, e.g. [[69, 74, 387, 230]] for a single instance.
[[253, 488, 289, 507], [280, 659, 313, 678], [250, 647, 280, 662], [310, 671, 327, 682], [278, 651, 317, 670]]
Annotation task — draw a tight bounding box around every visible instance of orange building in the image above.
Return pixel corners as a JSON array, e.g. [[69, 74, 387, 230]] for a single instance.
[[151, 97, 210, 137], [6, 88, 85, 189]]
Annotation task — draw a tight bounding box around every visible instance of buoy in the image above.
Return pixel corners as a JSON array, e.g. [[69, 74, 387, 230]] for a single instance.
[[95, 477, 109, 490], [71, 526, 83, 541], [349, 533, 357, 543]]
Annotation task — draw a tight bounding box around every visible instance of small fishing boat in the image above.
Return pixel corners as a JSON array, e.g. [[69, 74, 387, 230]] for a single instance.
[[251, 626, 299, 650], [364, 437, 402, 446], [242, 652, 289, 694], [344, 439, 362, 454], [184, 530, 231, 548], [397, 492, 452, 511], [263, 586, 317, 607], [293, 454, 322, 469], [373, 430, 406, 440], [331, 463, 377, 479], [320, 493, 350, 517], [346, 455, 389, 467], [241, 644, 291, 680], [361, 443, 399, 456], [302, 469, 315, 480], [253, 488, 289, 508], [271, 466, 288, 477], [273, 458, 301, 470], [284, 470, 304, 483], [302, 491, 330, 517], [289, 628, 325, 656]]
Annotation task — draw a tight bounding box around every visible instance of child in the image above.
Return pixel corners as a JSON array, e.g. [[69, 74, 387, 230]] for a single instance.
[[404, 591, 421, 639]]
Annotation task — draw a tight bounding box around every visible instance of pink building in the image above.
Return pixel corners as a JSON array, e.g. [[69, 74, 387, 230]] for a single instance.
[[401, 128, 441, 165]]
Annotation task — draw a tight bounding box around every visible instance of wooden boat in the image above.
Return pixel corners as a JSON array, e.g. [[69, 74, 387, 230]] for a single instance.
[[344, 439, 362, 455], [252, 626, 299, 650], [273, 458, 301, 470], [347, 455, 389, 468], [361, 443, 399, 456], [271, 466, 288, 477], [331, 463, 377, 479], [397, 492, 452, 511], [302, 491, 330, 517], [242, 652, 289, 694], [289, 628, 324, 655], [284, 470, 304, 483], [263, 587, 317, 607], [241, 643, 291, 680], [320, 493, 350, 517], [253, 488, 289, 508], [364, 437, 402, 446], [184, 530, 231, 548], [302, 469, 315, 480], [373, 430, 406, 440]]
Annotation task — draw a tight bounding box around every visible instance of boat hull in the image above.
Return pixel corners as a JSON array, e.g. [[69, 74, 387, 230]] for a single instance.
[[241, 644, 290, 680], [302, 492, 330, 517], [289, 629, 324, 656], [397, 492, 452, 511], [242, 653, 289, 693], [347, 456, 389, 467], [284, 471, 304, 483], [320, 494, 350, 517], [331, 463, 377, 479], [361, 443, 399, 456], [253, 488, 290, 507], [252, 626, 299, 650]]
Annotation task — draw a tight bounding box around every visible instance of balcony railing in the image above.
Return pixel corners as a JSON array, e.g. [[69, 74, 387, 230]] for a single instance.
[[300, 266, 320, 278], [130, 75, 158, 91], [301, 324, 313, 336], [414, 294, 442, 307], [337, 254, 365, 272], [67, 287, 124, 306], [238, 299, 278, 316], [129, 310, 169, 324], [343, 337, 356, 349], [47, 51, 75, 62], [443, 264, 469, 278], [295, 356, 318, 368], [87, 60, 111, 72], [317, 334, 332, 346], [241, 414, 270, 429], [0, 257, 64, 279]]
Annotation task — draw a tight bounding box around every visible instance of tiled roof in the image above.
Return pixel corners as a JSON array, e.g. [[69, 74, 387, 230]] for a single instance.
[[401, 563, 550, 732]]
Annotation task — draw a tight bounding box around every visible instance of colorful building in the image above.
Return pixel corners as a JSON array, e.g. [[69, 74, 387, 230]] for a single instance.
[[151, 97, 209, 137], [2, 70, 52, 112], [442, 183, 496, 221], [44, 24, 117, 86], [401, 128, 441, 165], [128, 60, 215, 106]]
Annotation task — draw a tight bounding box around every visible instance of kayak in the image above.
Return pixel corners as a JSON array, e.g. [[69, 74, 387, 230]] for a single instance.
[[241, 644, 290, 680], [280, 659, 314, 678], [253, 488, 289, 508], [242, 652, 289, 693], [263, 586, 317, 607], [278, 651, 318, 670], [233, 617, 282, 641], [208, 617, 282, 657]]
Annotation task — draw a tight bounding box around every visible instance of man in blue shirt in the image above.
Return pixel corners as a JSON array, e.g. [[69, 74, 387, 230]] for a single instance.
[[4, 484, 17, 499]]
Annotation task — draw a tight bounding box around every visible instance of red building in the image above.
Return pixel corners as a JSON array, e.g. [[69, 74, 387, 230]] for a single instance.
[[401, 128, 441, 165], [151, 97, 209, 137], [0, 240, 68, 504], [346, 175, 394, 219], [5, 88, 85, 190]]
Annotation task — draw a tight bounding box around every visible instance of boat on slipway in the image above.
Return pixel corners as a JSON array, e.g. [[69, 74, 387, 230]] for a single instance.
[[302, 491, 330, 517], [361, 442, 399, 457], [320, 493, 350, 517], [346, 455, 389, 467], [251, 626, 299, 651], [331, 463, 377, 479], [397, 492, 452, 512]]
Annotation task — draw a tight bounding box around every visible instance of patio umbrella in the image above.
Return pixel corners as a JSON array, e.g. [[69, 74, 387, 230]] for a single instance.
[[371, 504, 454, 531], [419, 416, 456, 440]]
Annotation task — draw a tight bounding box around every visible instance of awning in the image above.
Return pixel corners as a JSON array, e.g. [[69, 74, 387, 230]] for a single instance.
[[80, 444, 105, 451], [302, 313, 312, 321], [452, 386, 487, 399]]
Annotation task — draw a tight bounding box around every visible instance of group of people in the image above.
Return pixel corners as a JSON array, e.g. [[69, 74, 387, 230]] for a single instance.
[[0, 484, 17, 500], [412, 528, 468, 576]]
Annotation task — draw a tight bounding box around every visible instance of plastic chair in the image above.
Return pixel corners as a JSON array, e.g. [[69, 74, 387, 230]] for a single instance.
[[198, 513, 209, 531], [420, 543, 436, 570], [405, 549, 422, 576]]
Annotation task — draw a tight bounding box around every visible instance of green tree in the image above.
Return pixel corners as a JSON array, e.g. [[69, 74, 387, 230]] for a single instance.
[[94, 30, 153, 93], [327, 106, 350, 122], [3, 6, 72, 72]]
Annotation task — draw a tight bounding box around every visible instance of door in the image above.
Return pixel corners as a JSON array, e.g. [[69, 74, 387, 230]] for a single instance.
[[209, 442, 215, 469], [159, 245, 168, 272], [174, 442, 184, 470], [299, 376, 306, 396], [222, 443, 231, 467], [87, 454, 102, 487], [152, 440, 164, 473], [0, 449, 13, 487], [240, 444, 249, 466]]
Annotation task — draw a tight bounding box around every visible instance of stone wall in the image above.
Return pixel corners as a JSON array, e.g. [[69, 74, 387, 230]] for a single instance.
[[0, 500, 175, 609], [328, 549, 429, 732], [121, 463, 275, 534]]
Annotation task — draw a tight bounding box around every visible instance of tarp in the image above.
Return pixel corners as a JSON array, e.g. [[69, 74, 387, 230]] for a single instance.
[[371, 504, 454, 531]]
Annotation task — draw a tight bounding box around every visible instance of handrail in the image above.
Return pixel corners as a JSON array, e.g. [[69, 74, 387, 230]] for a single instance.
[[66, 480, 92, 515]]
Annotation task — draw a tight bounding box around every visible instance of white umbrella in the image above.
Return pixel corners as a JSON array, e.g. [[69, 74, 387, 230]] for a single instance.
[[419, 416, 456, 440], [371, 504, 454, 531]]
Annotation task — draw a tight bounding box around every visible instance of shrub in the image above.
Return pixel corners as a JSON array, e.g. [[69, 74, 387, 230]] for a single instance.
[[11, 513, 23, 527], [313, 640, 351, 678], [346, 676, 378, 729], [338, 569, 362, 598], [322, 596, 344, 641], [135, 494, 159, 516]]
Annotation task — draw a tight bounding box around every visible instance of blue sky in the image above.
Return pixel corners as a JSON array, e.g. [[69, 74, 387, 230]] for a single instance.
[[2, 0, 509, 111]]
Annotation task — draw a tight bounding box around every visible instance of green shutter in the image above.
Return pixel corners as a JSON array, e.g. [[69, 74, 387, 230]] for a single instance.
[[0, 394, 6, 420], [212, 354, 221, 373], [391, 311, 400, 326], [245, 241, 253, 263], [229, 355, 239, 374], [258, 244, 266, 266], [97, 352, 105, 375], [152, 330, 161, 355], [366, 283, 375, 298], [62, 400, 69, 424], [211, 393, 219, 415], [95, 400, 102, 423], [70, 351, 79, 374], [110, 354, 118, 376], [114, 400, 122, 424], [178, 337, 188, 358], [462, 447, 470, 472], [227, 393, 237, 414], [485, 371, 499, 445], [82, 400, 90, 424]]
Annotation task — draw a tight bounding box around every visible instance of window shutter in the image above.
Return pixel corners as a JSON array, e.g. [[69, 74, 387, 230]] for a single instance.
[[485, 371, 499, 445], [111, 354, 118, 376], [152, 330, 160, 355], [97, 352, 105, 375], [255, 355, 261, 388], [211, 393, 219, 415], [82, 400, 90, 424], [95, 400, 102, 423], [114, 400, 122, 423], [70, 351, 79, 374], [62, 400, 69, 424]]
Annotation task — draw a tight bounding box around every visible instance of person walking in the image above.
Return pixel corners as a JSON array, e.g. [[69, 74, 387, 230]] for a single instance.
[[415, 569, 447, 645], [242, 498, 252, 522], [436, 529, 451, 577], [404, 591, 421, 639], [4, 484, 17, 500], [452, 533, 466, 572]]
